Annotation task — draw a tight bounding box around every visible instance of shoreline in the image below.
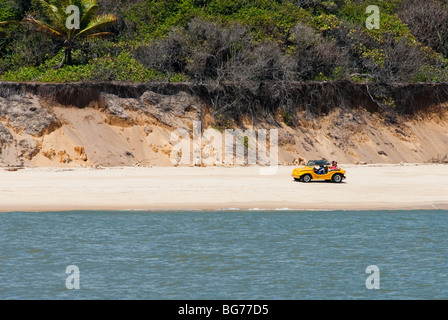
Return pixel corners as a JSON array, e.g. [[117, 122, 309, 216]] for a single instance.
[[2, 203, 448, 213], [2, 205, 448, 213], [1, 164, 447, 212]]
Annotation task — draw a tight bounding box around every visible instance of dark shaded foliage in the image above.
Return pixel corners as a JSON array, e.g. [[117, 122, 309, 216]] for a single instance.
[[290, 23, 349, 80], [134, 18, 251, 81], [399, 0, 448, 58]]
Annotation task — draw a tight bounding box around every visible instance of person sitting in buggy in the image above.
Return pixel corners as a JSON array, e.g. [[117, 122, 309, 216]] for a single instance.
[[329, 161, 339, 171], [315, 164, 326, 175]]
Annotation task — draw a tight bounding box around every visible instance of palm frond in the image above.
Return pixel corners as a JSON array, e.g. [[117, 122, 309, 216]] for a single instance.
[[86, 32, 113, 38], [23, 17, 64, 37], [0, 21, 21, 26], [75, 14, 117, 39], [37, 0, 65, 24], [79, 3, 99, 30], [36, 0, 66, 33]]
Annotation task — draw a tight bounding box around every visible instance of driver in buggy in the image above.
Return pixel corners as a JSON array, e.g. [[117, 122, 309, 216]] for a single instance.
[[314, 164, 326, 175]]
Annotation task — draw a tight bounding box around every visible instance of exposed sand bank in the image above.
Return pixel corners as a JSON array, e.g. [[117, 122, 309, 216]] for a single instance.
[[2, 82, 448, 168], [1, 164, 447, 212]]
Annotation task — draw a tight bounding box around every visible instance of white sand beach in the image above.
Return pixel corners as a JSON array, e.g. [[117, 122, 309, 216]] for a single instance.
[[0, 164, 447, 212]]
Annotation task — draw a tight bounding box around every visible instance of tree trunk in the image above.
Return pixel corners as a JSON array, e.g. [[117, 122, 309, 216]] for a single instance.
[[58, 44, 72, 68], [66, 48, 72, 65]]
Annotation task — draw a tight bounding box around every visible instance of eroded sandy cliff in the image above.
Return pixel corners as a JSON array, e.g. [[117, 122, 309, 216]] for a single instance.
[[1, 82, 447, 167]]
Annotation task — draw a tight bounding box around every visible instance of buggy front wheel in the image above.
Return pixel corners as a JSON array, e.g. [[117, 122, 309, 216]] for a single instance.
[[301, 174, 312, 183], [332, 173, 343, 183]]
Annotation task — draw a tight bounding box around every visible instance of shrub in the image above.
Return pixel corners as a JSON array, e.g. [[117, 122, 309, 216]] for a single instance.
[[134, 18, 251, 81], [1, 51, 161, 82], [399, 0, 448, 59], [225, 40, 293, 82], [290, 23, 349, 81]]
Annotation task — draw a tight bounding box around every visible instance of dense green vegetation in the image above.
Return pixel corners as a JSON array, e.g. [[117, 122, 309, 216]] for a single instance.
[[1, 0, 447, 83]]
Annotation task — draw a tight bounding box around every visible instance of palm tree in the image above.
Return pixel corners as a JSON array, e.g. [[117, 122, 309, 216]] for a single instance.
[[23, 0, 117, 67]]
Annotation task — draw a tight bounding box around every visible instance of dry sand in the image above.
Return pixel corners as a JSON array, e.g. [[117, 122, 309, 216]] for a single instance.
[[1, 164, 447, 212]]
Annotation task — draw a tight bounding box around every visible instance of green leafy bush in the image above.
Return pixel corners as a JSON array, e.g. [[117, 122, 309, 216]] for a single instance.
[[1, 51, 162, 82]]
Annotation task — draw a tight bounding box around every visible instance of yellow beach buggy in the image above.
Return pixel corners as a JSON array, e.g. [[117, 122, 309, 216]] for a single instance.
[[291, 159, 346, 183]]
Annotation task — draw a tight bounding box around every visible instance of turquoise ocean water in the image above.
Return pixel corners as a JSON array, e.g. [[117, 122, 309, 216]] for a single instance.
[[1, 210, 447, 299]]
